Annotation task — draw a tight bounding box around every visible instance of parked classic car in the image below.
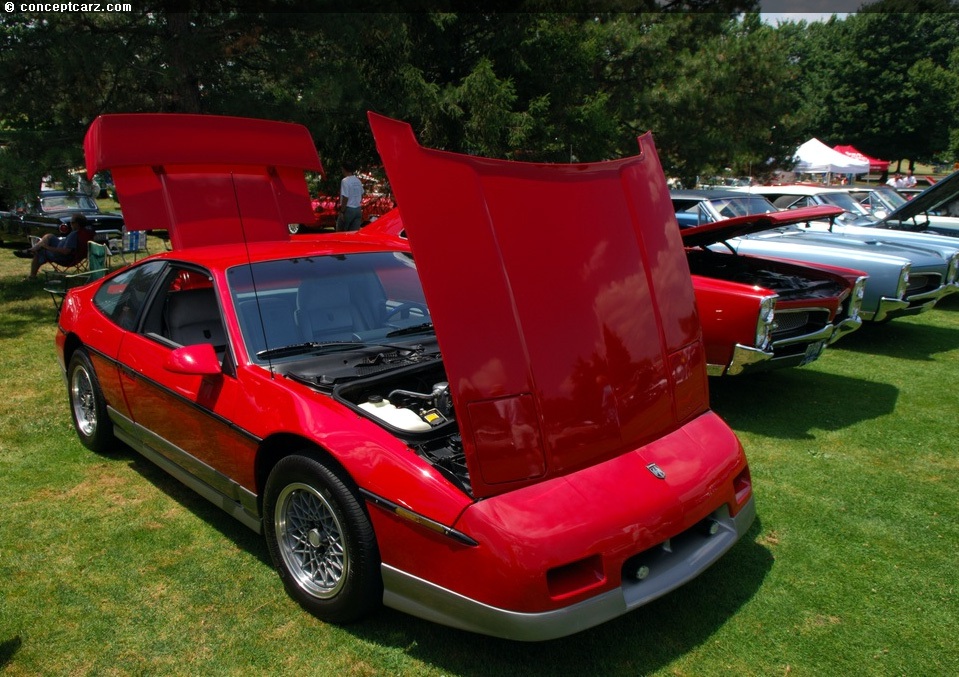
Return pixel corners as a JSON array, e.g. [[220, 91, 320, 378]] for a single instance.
[[736, 180, 959, 239], [680, 207, 866, 376], [57, 112, 755, 641], [729, 185, 959, 298], [871, 171, 959, 237], [0, 190, 124, 243], [671, 190, 946, 322]]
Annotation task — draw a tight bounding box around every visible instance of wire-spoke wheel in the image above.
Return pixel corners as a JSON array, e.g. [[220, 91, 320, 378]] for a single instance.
[[67, 348, 114, 453], [264, 454, 381, 623], [275, 482, 348, 599]]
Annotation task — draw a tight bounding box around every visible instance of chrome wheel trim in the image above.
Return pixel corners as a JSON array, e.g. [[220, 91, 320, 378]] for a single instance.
[[70, 365, 97, 437], [275, 482, 348, 599]]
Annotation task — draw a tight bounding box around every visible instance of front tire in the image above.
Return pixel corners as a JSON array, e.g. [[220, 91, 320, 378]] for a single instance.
[[67, 348, 115, 453], [263, 454, 381, 623]]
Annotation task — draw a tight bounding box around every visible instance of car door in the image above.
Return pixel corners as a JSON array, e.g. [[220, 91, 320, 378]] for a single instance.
[[116, 263, 252, 496]]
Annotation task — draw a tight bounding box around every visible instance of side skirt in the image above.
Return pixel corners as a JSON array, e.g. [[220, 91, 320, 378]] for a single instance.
[[109, 407, 262, 534]]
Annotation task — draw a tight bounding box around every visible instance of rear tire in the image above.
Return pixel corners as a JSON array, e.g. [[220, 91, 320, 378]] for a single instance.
[[263, 454, 381, 623], [67, 348, 114, 453]]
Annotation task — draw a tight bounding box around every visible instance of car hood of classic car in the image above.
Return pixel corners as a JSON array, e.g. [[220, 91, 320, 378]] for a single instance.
[[883, 168, 959, 225], [367, 112, 709, 499], [679, 204, 844, 248]]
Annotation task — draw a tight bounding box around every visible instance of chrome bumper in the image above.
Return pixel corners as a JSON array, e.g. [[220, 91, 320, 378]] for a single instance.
[[862, 297, 910, 322], [711, 320, 847, 377], [828, 315, 863, 344]]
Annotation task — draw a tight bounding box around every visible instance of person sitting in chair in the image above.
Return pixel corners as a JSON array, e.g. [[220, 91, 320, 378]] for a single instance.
[[14, 213, 91, 279]]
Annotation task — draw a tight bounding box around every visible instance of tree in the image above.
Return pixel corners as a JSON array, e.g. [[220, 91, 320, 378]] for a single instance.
[[776, 5, 959, 169]]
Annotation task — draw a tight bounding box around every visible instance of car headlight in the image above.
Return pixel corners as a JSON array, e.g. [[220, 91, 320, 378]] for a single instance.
[[755, 295, 777, 350], [947, 254, 959, 284], [896, 264, 911, 299], [848, 276, 867, 319]]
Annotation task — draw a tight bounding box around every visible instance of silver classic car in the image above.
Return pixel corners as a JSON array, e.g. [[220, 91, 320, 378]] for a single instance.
[[732, 184, 959, 267], [671, 190, 956, 321]]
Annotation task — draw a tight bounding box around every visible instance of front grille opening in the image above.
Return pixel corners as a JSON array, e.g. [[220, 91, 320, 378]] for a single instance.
[[772, 309, 829, 339], [907, 273, 940, 295]]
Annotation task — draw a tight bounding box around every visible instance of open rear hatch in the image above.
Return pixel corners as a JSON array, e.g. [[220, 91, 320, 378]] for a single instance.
[[84, 113, 322, 249]]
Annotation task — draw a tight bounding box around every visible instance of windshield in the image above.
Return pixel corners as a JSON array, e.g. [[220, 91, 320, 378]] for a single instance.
[[815, 191, 872, 215], [39, 194, 98, 213], [227, 251, 433, 364], [706, 196, 777, 220], [871, 185, 909, 210]]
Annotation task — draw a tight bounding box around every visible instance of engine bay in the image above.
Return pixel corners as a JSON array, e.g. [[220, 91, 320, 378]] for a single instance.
[[687, 249, 845, 300], [331, 361, 471, 495]]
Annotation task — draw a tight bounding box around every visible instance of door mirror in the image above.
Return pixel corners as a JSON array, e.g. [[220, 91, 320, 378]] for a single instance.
[[164, 343, 222, 376]]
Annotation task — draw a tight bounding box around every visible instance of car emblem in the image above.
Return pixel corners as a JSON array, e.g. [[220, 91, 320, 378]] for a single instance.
[[646, 463, 666, 480]]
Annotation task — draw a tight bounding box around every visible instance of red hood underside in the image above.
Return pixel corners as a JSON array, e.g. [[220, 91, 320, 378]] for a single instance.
[[368, 113, 707, 499]]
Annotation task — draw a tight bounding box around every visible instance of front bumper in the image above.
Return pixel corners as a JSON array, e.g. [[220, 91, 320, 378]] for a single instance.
[[382, 497, 756, 642], [712, 321, 846, 376]]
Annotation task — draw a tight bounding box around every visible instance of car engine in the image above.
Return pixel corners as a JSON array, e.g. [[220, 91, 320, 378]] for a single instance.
[[332, 362, 471, 494]]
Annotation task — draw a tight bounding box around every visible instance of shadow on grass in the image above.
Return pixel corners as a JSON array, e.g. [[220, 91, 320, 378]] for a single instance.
[[101, 437, 773, 676], [708, 369, 898, 439], [0, 636, 22, 670], [349, 519, 772, 676], [830, 315, 959, 361], [106, 442, 271, 567], [932, 293, 959, 312]]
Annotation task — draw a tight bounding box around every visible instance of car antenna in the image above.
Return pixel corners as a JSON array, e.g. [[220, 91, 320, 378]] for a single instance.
[[231, 173, 277, 378]]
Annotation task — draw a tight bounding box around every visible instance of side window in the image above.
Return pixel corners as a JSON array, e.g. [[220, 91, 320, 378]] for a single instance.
[[93, 261, 166, 331], [142, 266, 226, 350]]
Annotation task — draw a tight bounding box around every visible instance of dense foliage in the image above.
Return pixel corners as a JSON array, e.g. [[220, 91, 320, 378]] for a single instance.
[[2, 5, 959, 198]]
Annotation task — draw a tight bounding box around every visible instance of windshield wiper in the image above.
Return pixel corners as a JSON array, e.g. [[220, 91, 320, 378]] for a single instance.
[[257, 341, 373, 360], [386, 322, 434, 337]]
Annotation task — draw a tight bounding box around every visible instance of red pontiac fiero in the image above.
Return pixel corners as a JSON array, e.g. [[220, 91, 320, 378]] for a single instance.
[[56, 112, 755, 640]]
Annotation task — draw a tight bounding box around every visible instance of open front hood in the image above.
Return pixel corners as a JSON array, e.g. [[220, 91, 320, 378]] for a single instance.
[[680, 205, 844, 248], [368, 113, 707, 499], [884, 169, 959, 224], [84, 114, 322, 249]]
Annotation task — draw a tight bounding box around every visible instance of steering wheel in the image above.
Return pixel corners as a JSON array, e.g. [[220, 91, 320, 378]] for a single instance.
[[385, 301, 429, 322]]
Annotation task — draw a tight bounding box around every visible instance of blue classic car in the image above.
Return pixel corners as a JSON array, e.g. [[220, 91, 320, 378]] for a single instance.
[[671, 190, 957, 322]]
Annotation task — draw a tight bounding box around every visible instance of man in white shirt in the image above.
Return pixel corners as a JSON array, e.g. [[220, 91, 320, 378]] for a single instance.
[[336, 162, 364, 232]]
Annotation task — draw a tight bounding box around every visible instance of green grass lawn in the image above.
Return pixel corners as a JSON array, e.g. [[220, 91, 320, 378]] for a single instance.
[[1, 244, 956, 676]]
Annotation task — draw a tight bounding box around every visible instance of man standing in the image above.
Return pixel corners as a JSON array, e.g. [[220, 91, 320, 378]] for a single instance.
[[336, 162, 364, 232]]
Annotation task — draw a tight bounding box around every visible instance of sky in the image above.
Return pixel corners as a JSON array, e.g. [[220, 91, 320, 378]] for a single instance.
[[761, 13, 849, 24], [759, 0, 858, 24]]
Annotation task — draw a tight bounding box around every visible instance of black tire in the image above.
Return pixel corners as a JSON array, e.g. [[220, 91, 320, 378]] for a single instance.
[[263, 454, 382, 623], [67, 348, 115, 453]]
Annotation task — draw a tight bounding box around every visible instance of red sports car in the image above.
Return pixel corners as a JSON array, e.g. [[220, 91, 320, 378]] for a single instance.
[[57, 112, 755, 640]]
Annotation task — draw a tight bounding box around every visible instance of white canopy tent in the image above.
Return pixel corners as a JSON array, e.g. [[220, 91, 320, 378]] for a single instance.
[[792, 138, 871, 174]]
